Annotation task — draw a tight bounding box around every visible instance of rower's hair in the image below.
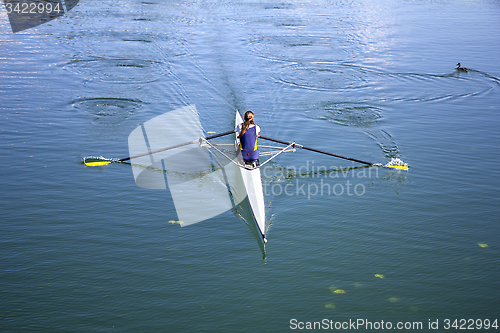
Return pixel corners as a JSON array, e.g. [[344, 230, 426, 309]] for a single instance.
[[239, 110, 255, 137]]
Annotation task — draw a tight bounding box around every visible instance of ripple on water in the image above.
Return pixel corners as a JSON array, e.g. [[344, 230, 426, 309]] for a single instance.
[[365, 130, 401, 159], [275, 62, 368, 91], [274, 61, 500, 103], [71, 97, 143, 126], [317, 102, 383, 127], [65, 58, 166, 84], [364, 70, 500, 103]]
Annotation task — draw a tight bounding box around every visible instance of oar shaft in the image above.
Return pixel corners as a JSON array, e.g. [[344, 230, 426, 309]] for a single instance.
[[299, 145, 373, 166], [259, 135, 374, 166], [205, 130, 237, 140], [119, 130, 236, 162], [119, 139, 198, 162]]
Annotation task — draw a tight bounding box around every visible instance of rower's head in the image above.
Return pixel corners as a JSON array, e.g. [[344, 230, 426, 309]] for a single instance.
[[244, 110, 255, 123], [239, 110, 256, 137]]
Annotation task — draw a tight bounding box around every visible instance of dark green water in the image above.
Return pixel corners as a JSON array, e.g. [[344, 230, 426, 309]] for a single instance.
[[1, 0, 499, 331]]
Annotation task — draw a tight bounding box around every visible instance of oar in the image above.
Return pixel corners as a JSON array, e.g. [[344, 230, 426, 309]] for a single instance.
[[259, 135, 408, 170], [84, 130, 236, 167]]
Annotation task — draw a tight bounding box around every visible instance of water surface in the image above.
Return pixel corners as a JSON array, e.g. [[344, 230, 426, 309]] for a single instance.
[[1, 0, 499, 331]]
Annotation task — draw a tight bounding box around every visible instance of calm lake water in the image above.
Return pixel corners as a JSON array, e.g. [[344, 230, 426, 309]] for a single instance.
[[1, 0, 499, 331]]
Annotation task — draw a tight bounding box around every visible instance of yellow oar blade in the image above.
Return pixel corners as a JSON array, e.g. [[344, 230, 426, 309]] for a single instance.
[[83, 157, 113, 167], [385, 164, 409, 170], [85, 160, 112, 167], [384, 158, 409, 170]]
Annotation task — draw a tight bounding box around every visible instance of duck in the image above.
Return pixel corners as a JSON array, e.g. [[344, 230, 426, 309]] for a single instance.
[[456, 63, 469, 71]]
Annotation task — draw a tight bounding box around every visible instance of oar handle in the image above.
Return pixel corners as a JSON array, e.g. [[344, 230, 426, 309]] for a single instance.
[[118, 130, 236, 162], [259, 135, 374, 166]]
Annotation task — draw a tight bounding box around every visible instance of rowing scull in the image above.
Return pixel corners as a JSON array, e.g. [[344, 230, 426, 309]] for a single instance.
[[235, 110, 268, 243]]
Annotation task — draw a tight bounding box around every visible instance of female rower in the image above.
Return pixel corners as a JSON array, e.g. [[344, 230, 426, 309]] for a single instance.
[[237, 110, 260, 166]]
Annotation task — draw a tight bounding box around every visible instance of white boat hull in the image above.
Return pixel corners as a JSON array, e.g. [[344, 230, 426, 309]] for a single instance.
[[235, 111, 267, 242]]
